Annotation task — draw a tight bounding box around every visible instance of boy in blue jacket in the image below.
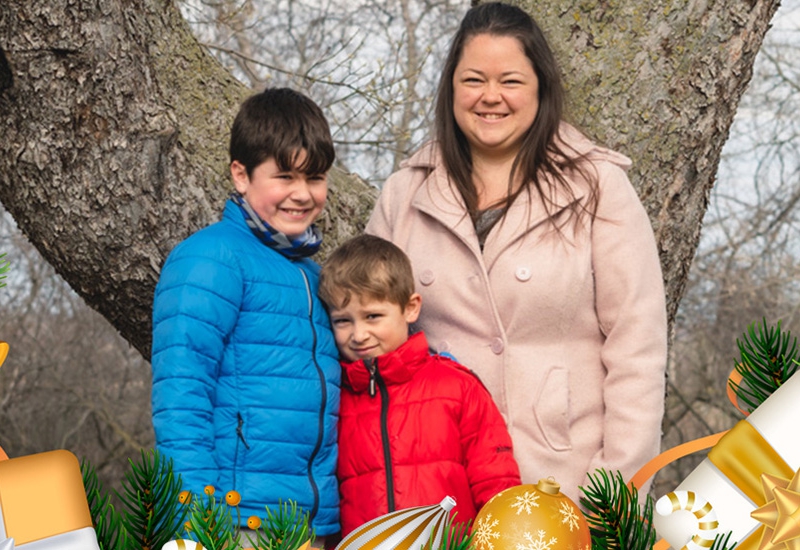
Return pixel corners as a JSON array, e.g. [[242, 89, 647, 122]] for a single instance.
[[151, 88, 341, 540]]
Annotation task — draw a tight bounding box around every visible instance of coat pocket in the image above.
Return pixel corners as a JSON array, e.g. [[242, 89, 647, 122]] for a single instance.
[[532, 366, 572, 451]]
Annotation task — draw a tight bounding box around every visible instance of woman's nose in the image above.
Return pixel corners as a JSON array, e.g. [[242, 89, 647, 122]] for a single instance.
[[482, 82, 501, 103]]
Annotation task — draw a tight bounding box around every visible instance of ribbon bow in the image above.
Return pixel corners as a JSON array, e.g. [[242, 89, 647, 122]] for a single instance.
[[751, 468, 800, 550]]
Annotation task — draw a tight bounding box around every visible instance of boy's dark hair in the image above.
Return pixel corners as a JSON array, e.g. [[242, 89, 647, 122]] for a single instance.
[[319, 235, 416, 309], [229, 87, 335, 176]]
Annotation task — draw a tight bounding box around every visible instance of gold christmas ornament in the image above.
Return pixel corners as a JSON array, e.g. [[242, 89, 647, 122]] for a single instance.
[[472, 479, 591, 550]]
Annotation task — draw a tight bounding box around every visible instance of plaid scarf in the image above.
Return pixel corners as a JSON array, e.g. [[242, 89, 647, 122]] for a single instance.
[[230, 192, 323, 260]]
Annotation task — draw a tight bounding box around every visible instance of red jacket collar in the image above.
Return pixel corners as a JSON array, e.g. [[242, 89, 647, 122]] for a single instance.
[[341, 332, 431, 392]]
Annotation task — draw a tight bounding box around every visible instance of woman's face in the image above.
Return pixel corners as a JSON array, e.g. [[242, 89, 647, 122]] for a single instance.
[[452, 33, 539, 160]]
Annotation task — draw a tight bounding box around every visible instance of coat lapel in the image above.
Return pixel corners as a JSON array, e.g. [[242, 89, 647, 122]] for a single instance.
[[482, 174, 585, 271], [409, 146, 482, 257]]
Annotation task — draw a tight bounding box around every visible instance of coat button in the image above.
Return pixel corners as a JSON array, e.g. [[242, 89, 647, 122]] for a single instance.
[[490, 338, 504, 354], [419, 269, 435, 286], [515, 267, 532, 281]]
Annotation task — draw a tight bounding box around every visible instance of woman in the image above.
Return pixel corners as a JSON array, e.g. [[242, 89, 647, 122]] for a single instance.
[[366, 2, 667, 500]]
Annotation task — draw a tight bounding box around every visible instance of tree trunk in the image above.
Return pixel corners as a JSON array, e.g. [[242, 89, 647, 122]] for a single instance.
[[0, 0, 376, 359], [0, 0, 780, 359]]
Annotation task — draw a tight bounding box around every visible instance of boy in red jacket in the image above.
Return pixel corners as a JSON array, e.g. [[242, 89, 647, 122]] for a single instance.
[[319, 234, 521, 536]]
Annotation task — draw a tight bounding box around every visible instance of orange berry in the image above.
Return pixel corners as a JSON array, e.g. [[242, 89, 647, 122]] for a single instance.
[[225, 490, 242, 506], [247, 516, 262, 529], [204, 485, 215, 496], [178, 490, 192, 505]]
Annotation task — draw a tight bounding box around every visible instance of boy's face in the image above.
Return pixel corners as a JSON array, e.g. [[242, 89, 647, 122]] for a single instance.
[[328, 293, 422, 363], [230, 150, 327, 238]]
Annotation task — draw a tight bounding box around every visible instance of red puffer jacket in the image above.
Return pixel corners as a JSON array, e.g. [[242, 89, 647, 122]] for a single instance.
[[338, 332, 521, 536]]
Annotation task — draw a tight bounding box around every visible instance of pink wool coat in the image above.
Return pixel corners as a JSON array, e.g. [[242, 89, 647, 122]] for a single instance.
[[366, 124, 667, 501]]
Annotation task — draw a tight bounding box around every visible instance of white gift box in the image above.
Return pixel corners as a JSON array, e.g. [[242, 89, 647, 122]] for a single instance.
[[653, 372, 800, 549]]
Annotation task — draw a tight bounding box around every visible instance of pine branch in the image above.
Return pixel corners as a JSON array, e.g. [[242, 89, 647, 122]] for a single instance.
[[579, 469, 656, 550], [116, 448, 188, 550], [0, 252, 9, 288], [243, 500, 313, 550], [729, 318, 799, 412], [710, 531, 738, 550], [181, 487, 239, 550], [422, 518, 473, 550], [81, 457, 132, 550]]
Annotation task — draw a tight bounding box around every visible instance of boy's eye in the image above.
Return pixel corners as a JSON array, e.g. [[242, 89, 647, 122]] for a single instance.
[[366, 313, 383, 320]]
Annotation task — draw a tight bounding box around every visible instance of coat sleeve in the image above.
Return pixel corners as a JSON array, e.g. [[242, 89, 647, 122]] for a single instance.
[[586, 162, 667, 491], [150, 236, 243, 494], [459, 370, 522, 509]]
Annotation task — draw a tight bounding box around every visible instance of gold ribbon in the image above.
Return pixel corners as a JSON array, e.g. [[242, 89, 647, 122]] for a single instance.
[[708, 420, 798, 550]]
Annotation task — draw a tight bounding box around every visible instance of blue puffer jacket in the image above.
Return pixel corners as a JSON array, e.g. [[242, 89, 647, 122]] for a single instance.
[[151, 200, 341, 534]]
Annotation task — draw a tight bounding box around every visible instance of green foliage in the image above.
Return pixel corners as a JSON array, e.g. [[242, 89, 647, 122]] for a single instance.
[[81, 458, 132, 550], [244, 500, 314, 550], [422, 518, 474, 550], [710, 531, 737, 550], [82, 449, 188, 550], [0, 252, 9, 288], [119, 449, 189, 550], [729, 318, 799, 412], [181, 489, 240, 550], [579, 469, 656, 550], [83, 449, 318, 550]]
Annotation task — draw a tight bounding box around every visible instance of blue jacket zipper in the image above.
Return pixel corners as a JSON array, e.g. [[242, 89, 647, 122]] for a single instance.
[[300, 268, 326, 524]]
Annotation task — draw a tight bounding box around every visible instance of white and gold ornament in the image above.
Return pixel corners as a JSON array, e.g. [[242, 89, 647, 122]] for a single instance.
[[335, 496, 455, 550]]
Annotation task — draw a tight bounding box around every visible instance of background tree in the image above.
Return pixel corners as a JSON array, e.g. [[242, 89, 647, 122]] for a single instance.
[[659, 3, 800, 494]]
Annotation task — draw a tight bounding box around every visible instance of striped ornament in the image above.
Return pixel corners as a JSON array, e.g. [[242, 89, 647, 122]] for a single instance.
[[335, 497, 456, 550], [655, 490, 719, 550], [161, 540, 206, 550]]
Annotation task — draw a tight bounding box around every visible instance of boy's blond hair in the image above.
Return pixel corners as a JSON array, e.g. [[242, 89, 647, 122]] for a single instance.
[[319, 235, 415, 309]]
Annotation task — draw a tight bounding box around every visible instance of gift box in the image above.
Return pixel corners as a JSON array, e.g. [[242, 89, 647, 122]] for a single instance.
[[0, 449, 100, 549], [653, 371, 800, 550]]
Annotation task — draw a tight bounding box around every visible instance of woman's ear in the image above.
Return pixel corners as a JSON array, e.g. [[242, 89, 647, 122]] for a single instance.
[[230, 160, 249, 194], [404, 293, 422, 324]]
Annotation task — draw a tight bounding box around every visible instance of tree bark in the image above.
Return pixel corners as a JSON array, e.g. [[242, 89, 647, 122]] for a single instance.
[[0, 0, 780, 359], [0, 0, 375, 359], [513, 0, 781, 324]]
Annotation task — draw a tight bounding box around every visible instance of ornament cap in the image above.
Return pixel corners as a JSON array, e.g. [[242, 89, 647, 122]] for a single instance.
[[536, 477, 561, 495]]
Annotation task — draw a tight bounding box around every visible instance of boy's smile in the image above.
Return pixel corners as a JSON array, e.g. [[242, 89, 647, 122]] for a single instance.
[[230, 149, 327, 238], [329, 293, 422, 363]]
